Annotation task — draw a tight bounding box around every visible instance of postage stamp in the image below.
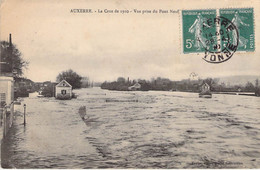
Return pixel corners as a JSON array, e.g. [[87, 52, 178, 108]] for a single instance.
[[182, 10, 217, 54], [220, 8, 255, 52], [182, 8, 255, 63]]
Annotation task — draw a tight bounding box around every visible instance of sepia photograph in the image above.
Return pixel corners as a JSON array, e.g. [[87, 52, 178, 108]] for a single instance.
[[0, 0, 260, 168]]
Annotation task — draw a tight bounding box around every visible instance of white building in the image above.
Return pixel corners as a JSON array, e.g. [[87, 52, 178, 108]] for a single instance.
[[128, 82, 141, 91], [55, 80, 72, 100], [201, 83, 210, 92], [0, 76, 14, 106], [0, 76, 15, 139]]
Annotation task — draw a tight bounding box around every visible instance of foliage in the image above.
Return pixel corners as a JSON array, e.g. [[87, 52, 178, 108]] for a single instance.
[[56, 69, 82, 89], [255, 88, 260, 96], [101, 77, 173, 91], [101, 76, 260, 95], [255, 79, 259, 87], [117, 77, 126, 83], [150, 77, 174, 91], [101, 81, 129, 91], [0, 41, 29, 77], [15, 86, 29, 97], [203, 78, 218, 90], [244, 82, 255, 92], [42, 84, 55, 97]]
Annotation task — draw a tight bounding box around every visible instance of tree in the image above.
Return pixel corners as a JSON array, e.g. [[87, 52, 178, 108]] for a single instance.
[[42, 83, 55, 97], [56, 69, 82, 89], [0, 40, 29, 77], [255, 79, 260, 96], [117, 77, 126, 83], [255, 79, 259, 87], [202, 78, 218, 91], [244, 81, 255, 92]]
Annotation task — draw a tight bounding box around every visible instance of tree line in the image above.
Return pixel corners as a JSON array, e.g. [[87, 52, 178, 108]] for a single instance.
[[101, 76, 260, 94], [2, 39, 259, 97]]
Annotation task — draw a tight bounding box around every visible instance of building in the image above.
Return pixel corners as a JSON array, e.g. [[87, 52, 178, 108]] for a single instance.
[[201, 83, 210, 92], [199, 83, 212, 98], [55, 80, 72, 100], [0, 34, 15, 139], [128, 82, 141, 91], [0, 77, 14, 107]]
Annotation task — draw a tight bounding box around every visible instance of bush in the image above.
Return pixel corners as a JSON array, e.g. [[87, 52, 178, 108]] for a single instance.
[[42, 85, 55, 97]]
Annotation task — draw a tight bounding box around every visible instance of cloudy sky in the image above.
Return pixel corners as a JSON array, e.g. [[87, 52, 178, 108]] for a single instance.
[[1, 0, 259, 82]]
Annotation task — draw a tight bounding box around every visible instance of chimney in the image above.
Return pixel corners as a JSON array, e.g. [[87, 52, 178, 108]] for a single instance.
[[9, 34, 12, 46]]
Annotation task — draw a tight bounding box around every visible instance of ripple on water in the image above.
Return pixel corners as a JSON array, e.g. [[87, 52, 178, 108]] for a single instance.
[[2, 88, 260, 168]]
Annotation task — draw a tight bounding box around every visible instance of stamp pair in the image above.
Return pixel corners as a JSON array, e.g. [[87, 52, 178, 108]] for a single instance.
[[182, 8, 254, 63]]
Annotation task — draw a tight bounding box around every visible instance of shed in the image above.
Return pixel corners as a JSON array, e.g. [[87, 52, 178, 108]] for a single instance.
[[201, 83, 210, 92], [128, 82, 141, 91], [55, 80, 72, 100]]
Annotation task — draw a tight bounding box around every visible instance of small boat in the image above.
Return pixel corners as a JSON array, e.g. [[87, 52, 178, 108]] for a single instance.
[[199, 83, 212, 98]]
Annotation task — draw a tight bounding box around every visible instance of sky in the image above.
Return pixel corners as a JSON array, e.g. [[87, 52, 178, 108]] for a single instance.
[[1, 0, 260, 82]]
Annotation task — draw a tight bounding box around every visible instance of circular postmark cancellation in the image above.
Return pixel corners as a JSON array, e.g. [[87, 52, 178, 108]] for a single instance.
[[199, 16, 239, 63]]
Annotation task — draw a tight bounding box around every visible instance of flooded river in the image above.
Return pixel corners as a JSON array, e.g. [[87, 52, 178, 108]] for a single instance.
[[2, 87, 260, 168]]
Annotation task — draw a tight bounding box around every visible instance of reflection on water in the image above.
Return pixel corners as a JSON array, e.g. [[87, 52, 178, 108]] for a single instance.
[[2, 87, 260, 168]]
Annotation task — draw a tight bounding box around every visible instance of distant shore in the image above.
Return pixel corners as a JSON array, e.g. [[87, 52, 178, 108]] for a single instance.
[[212, 92, 256, 96], [101, 88, 258, 97]]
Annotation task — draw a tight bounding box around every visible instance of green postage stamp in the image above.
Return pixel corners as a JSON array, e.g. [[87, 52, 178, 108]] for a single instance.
[[219, 8, 254, 52], [182, 10, 217, 54], [182, 8, 255, 63]]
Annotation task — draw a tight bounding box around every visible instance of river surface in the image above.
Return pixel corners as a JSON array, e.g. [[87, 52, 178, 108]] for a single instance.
[[2, 87, 260, 168]]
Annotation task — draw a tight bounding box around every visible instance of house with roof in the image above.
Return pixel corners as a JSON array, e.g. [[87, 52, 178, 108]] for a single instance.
[[201, 82, 210, 92], [128, 82, 141, 91], [199, 82, 212, 98], [55, 80, 72, 100]]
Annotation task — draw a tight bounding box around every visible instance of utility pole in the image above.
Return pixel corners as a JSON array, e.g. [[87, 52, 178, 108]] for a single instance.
[[23, 104, 26, 126]]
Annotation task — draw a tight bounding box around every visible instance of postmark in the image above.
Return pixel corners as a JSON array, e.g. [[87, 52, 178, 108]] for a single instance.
[[203, 16, 239, 63], [182, 8, 255, 63]]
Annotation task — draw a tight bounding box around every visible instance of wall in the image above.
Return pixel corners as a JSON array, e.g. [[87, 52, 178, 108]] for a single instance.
[[0, 76, 14, 140], [55, 86, 72, 99], [1, 103, 14, 138], [0, 76, 14, 105]]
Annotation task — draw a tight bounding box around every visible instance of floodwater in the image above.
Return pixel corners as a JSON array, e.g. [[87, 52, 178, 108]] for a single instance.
[[1, 87, 260, 168]]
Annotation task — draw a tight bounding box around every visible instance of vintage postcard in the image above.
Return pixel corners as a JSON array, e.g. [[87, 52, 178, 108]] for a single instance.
[[0, 0, 260, 168]]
